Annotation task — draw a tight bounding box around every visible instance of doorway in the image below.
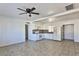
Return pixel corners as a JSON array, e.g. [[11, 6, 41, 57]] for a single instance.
[[25, 24, 28, 41], [62, 24, 74, 41]]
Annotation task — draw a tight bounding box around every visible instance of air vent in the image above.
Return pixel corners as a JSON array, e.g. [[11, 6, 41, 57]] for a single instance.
[[65, 4, 74, 11]]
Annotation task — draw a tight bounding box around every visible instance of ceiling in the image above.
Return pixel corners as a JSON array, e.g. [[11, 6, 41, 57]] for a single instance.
[[0, 3, 78, 21]]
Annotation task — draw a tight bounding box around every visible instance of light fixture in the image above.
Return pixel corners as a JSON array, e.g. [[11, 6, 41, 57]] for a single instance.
[[48, 18, 55, 22], [49, 18, 52, 22]]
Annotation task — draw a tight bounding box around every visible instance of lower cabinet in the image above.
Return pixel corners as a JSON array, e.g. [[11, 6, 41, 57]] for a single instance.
[[33, 33, 57, 41], [42, 34, 54, 40]]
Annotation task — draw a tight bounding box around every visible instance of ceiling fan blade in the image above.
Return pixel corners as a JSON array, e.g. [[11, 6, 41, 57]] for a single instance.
[[31, 7, 36, 11], [17, 8, 26, 11], [31, 12, 39, 15], [19, 13, 26, 15]]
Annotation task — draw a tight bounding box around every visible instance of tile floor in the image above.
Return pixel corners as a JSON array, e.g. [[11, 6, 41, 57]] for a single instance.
[[0, 40, 79, 56]]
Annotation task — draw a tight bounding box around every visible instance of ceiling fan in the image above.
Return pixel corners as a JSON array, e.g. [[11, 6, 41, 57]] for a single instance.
[[17, 7, 39, 17]]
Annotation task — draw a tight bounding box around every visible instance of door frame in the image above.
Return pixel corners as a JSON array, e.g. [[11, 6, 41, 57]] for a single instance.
[[25, 24, 28, 41], [61, 24, 74, 41]]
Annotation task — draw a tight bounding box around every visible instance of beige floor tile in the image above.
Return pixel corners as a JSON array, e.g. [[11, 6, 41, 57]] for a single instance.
[[0, 40, 79, 56]]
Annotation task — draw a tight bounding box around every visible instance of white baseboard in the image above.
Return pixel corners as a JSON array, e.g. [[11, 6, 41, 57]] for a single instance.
[[0, 41, 25, 47]]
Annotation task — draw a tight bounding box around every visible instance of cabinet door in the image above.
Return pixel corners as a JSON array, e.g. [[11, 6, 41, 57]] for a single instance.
[[48, 34, 53, 39], [53, 27, 57, 40], [44, 34, 49, 39]]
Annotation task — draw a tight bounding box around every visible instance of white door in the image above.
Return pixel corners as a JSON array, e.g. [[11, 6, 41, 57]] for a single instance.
[[63, 24, 74, 40]]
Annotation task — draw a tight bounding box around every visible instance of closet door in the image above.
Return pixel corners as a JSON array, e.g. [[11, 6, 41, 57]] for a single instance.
[[63, 24, 74, 40]]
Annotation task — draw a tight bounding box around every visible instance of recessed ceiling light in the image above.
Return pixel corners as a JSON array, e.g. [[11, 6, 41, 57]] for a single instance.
[[48, 18, 55, 22]]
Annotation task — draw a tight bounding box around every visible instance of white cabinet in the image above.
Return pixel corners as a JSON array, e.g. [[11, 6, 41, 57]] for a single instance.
[[43, 33, 54, 40], [53, 27, 61, 41], [44, 34, 49, 39], [49, 34, 54, 39]]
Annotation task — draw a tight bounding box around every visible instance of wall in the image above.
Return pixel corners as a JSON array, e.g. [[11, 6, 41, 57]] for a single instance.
[[29, 12, 79, 42], [0, 16, 25, 47], [50, 12, 79, 42]]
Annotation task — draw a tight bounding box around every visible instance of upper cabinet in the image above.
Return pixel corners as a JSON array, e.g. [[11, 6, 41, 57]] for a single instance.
[[33, 22, 55, 34], [48, 26, 54, 32]]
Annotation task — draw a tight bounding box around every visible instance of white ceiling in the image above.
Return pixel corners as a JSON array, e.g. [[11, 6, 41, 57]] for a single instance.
[[0, 3, 77, 21]]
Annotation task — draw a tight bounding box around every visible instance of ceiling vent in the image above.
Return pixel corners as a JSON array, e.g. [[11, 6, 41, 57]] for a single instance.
[[65, 4, 74, 11]]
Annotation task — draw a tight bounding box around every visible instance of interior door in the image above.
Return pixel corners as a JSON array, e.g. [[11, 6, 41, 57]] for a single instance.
[[25, 24, 28, 41], [63, 24, 74, 40]]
